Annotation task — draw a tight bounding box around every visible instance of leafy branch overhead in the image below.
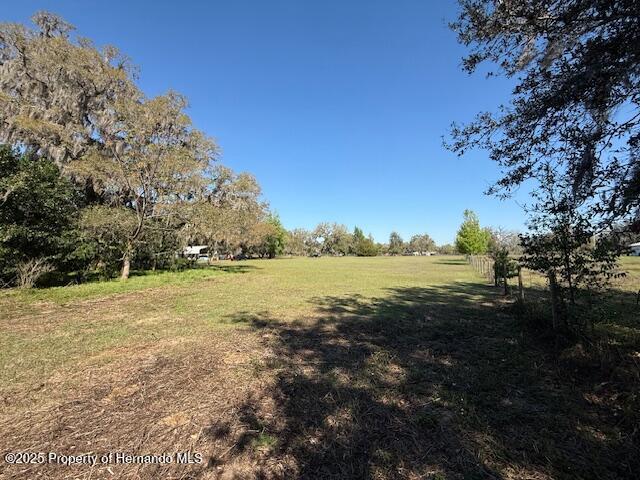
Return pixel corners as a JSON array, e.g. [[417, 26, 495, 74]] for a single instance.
[[448, 0, 640, 231]]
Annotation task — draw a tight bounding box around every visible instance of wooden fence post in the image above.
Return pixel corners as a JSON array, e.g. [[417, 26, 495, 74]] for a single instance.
[[548, 269, 559, 331], [517, 265, 524, 303], [489, 259, 494, 284]]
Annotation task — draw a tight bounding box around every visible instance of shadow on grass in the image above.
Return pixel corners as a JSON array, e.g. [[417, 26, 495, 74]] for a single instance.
[[213, 282, 639, 479], [206, 264, 260, 274], [37, 263, 261, 288], [432, 258, 468, 265]]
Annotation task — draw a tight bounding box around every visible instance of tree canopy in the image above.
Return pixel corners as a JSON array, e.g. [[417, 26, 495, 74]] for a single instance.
[[449, 1, 639, 320], [455, 210, 490, 255], [448, 0, 640, 234], [388, 231, 404, 255]]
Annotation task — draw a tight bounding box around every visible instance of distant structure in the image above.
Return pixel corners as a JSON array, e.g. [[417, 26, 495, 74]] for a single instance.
[[629, 242, 640, 256], [181, 245, 210, 261]]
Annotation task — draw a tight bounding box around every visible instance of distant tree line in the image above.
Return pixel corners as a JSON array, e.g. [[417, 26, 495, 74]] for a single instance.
[[285, 224, 382, 257], [285, 223, 462, 257]]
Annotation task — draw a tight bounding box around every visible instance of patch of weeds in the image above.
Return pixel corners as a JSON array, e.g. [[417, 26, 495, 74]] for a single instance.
[[364, 349, 393, 375], [251, 432, 278, 452], [429, 473, 447, 480], [247, 358, 267, 377], [373, 448, 394, 463]]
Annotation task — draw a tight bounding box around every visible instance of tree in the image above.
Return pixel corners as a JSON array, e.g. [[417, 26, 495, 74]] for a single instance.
[[437, 244, 457, 255], [248, 214, 287, 259], [0, 12, 217, 279], [448, 1, 640, 258], [352, 227, 365, 243], [313, 222, 352, 255], [188, 166, 266, 259], [352, 227, 379, 256], [487, 227, 522, 256], [0, 12, 139, 167], [0, 146, 82, 285], [79, 206, 138, 277], [455, 210, 490, 255], [72, 92, 216, 279], [519, 166, 623, 331], [332, 226, 353, 255], [409, 234, 436, 253], [286, 228, 313, 256], [388, 231, 404, 255]]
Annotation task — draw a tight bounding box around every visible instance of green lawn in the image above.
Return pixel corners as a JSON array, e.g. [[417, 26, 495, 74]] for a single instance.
[[1, 256, 638, 480], [0, 257, 479, 390]]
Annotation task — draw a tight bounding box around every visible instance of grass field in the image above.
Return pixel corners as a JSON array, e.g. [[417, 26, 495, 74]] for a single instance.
[[1, 256, 638, 479]]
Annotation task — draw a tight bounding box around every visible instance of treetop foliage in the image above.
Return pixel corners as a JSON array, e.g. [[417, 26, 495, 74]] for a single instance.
[[448, 0, 640, 232], [455, 209, 490, 255], [0, 12, 141, 165]]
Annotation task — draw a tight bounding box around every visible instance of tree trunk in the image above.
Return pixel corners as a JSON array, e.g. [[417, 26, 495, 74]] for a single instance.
[[121, 244, 132, 280]]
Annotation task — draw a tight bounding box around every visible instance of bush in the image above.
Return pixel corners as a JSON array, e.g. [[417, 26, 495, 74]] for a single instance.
[[16, 258, 54, 288], [354, 238, 379, 256], [0, 147, 84, 286]]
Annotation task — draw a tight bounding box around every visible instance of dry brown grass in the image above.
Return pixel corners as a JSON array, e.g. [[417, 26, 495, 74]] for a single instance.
[[1, 330, 273, 479]]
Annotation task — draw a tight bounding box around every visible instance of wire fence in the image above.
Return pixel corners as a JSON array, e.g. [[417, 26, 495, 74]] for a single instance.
[[468, 255, 496, 285], [466, 254, 640, 321], [467, 254, 525, 301]]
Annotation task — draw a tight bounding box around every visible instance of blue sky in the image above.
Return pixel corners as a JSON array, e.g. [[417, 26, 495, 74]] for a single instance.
[[5, 1, 530, 244]]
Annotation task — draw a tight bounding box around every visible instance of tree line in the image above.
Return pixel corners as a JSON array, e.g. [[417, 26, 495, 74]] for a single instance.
[[285, 224, 453, 257]]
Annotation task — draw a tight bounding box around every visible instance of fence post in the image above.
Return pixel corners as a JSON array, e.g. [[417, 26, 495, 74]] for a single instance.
[[517, 265, 524, 303], [548, 269, 559, 331]]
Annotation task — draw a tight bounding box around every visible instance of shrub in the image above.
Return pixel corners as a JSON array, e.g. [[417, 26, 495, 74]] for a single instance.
[[16, 258, 54, 288]]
